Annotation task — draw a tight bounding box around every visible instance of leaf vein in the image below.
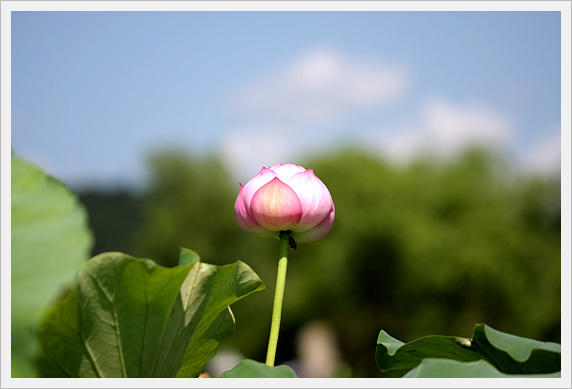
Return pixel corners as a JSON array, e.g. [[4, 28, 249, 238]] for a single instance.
[[137, 274, 149, 377], [159, 263, 202, 377]]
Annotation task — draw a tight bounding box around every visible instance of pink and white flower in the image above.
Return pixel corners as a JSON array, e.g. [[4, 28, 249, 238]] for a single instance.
[[234, 163, 335, 242]]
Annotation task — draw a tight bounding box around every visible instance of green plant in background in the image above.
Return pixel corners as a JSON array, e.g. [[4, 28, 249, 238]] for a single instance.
[[75, 147, 560, 377], [132, 152, 239, 268], [297, 149, 561, 376], [11, 150, 561, 379]]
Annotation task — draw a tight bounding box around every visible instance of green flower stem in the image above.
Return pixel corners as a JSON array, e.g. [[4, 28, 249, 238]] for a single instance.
[[265, 230, 291, 367]]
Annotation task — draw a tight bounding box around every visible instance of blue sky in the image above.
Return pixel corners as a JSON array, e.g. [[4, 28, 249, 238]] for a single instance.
[[10, 8, 563, 189]]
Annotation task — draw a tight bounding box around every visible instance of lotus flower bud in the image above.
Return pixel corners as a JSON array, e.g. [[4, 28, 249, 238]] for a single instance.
[[234, 163, 335, 243]]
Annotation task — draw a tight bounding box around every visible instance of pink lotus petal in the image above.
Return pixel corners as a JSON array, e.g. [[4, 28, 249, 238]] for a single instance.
[[234, 184, 275, 237], [241, 167, 277, 216], [251, 177, 303, 231], [293, 205, 335, 242], [286, 169, 334, 232], [270, 163, 306, 183]]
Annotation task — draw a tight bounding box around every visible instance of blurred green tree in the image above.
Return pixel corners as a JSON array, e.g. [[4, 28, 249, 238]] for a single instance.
[[132, 151, 241, 267], [293, 148, 560, 376], [79, 189, 144, 256], [77, 146, 560, 378]]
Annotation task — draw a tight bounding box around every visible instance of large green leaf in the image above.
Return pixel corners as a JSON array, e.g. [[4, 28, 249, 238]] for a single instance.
[[220, 359, 298, 378], [38, 250, 265, 377], [376, 323, 560, 376], [403, 358, 561, 378], [11, 153, 93, 377], [471, 324, 561, 374], [376, 330, 481, 372]]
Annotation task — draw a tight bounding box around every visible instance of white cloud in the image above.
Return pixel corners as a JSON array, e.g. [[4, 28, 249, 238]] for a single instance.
[[219, 95, 519, 179], [521, 126, 561, 175], [423, 98, 514, 149], [218, 127, 295, 183], [218, 124, 341, 182], [369, 97, 516, 163], [220, 48, 411, 179], [229, 48, 411, 127], [219, 49, 533, 180]]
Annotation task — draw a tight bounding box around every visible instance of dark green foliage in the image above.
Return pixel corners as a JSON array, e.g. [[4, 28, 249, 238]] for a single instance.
[[133, 152, 241, 268], [78, 190, 144, 256], [298, 149, 560, 376], [77, 146, 561, 377]]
